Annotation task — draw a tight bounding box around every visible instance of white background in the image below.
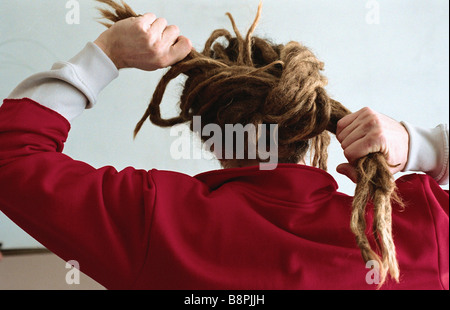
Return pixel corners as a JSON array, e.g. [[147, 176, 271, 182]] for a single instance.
[[0, 0, 448, 249]]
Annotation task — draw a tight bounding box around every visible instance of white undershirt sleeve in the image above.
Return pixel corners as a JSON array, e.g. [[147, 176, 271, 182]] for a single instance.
[[7, 42, 118, 123], [401, 122, 449, 185]]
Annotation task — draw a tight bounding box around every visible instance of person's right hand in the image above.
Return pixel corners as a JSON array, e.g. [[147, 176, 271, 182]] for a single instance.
[[335, 107, 410, 183], [94, 13, 192, 71]]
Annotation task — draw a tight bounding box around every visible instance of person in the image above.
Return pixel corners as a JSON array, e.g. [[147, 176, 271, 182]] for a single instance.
[[0, 1, 448, 290]]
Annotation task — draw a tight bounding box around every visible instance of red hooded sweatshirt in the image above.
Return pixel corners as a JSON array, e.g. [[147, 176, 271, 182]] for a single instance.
[[0, 98, 448, 290]]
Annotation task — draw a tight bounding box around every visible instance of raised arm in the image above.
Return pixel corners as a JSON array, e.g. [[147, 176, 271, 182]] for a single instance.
[[0, 12, 191, 289]]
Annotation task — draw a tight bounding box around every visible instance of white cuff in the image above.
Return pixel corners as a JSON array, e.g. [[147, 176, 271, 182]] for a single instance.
[[7, 42, 119, 123], [401, 121, 449, 185]]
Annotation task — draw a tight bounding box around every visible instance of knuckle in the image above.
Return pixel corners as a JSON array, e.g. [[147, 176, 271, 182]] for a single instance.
[[367, 108, 380, 120], [132, 21, 141, 31], [157, 17, 168, 25], [169, 24, 180, 33], [367, 118, 378, 129], [364, 115, 381, 131], [147, 32, 159, 44], [134, 21, 148, 34], [146, 13, 156, 20], [180, 37, 193, 52], [152, 40, 162, 49], [134, 17, 146, 28], [366, 134, 381, 150], [362, 107, 379, 120], [150, 38, 164, 51], [361, 107, 372, 115], [363, 121, 373, 131]]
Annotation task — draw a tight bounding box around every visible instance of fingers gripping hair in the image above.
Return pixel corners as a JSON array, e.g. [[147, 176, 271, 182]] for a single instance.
[[96, 0, 403, 287]]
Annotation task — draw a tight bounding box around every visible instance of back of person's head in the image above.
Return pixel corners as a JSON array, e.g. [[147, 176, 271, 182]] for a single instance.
[[97, 0, 403, 288]]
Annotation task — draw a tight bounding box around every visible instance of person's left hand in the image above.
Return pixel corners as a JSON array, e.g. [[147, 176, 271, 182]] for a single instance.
[[94, 13, 192, 71]]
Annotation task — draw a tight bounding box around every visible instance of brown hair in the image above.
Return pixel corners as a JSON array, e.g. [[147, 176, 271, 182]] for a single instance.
[[96, 0, 403, 287]]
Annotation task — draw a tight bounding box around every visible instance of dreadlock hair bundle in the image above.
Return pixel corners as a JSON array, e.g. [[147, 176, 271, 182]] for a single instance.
[[96, 0, 403, 288]]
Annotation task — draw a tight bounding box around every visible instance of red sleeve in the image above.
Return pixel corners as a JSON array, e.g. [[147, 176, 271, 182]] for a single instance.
[[397, 174, 450, 289], [0, 98, 155, 289], [428, 180, 449, 216], [421, 176, 449, 289]]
